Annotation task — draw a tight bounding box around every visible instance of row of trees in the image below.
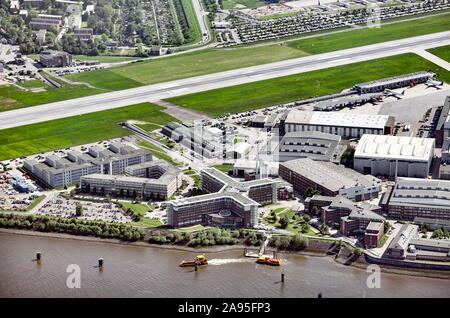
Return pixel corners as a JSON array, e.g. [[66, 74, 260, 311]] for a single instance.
[[0, 214, 145, 241], [269, 234, 309, 251]]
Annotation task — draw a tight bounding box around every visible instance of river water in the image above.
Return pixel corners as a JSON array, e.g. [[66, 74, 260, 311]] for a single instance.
[[0, 233, 449, 298]]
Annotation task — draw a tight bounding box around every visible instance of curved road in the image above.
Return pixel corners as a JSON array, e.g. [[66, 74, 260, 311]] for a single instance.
[[1, 31, 449, 130]]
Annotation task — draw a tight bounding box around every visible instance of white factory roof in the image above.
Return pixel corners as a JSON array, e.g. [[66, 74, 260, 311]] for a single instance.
[[284, 110, 390, 129], [206, 127, 223, 136], [355, 134, 435, 162], [229, 142, 251, 155]]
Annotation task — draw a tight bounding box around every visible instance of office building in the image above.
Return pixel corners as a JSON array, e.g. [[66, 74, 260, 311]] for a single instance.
[[279, 158, 381, 201], [167, 192, 259, 228], [201, 168, 278, 205], [386, 223, 418, 259], [80, 160, 182, 200], [281, 110, 395, 139], [24, 143, 152, 188], [354, 134, 435, 178]]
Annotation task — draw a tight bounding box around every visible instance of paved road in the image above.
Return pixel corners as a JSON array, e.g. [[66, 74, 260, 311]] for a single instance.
[[1, 31, 449, 130]]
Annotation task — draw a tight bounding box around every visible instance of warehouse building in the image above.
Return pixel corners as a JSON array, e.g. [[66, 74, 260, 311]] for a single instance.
[[39, 50, 72, 67], [280, 110, 395, 138], [279, 158, 381, 201], [24, 143, 152, 188], [353, 72, 436, 94], [354, 134, 435, 178], [167, 192, 259, 228], [80, 160, 182, 200], [274, 131, 343, 162], [413, 217, 450, 231], [380, 177, 450, 221], [433, 96, 450, 147], [30, 14, 63, 31], [386, 223, 418, 259]]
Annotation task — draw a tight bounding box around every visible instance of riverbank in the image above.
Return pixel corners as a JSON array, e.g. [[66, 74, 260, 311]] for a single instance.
[[2, 228, 449, 279]]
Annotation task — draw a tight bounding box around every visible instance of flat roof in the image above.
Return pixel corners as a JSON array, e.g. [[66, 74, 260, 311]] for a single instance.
[[410, 238, 450, 250], [284, 110, 390, 129], [202, 168, 278, 192], [169, 191, 259, 207], [366, 221, 384, 231], [388, 177, 450, 209], [354, 72, 435, 89], [354, 134, 435, 162], [280, 158, 381, 192]]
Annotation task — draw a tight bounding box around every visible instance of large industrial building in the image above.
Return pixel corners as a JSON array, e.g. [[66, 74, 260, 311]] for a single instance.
[[80, 160, 182, 200], [274, 131, 343, 162], [29, 14, 62, 31], [280, 110, 395, 139], [24, 143, 152, 188], [354, 134, 435, 178], [279, 158, 381, 201], [380, 177, 450, 221]]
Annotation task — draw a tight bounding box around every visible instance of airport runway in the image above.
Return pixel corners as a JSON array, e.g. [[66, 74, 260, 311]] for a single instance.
[[1, 31, 450, 130]]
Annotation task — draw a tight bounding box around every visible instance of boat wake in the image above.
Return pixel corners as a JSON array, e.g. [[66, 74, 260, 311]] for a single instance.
[[208, 258, 255, 265]]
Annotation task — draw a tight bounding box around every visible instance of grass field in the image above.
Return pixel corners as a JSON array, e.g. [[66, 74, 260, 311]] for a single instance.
[[0, 103, 177, 160], [427, 45, 450, 62], [179, 0, 203, 44], [166, 53, 450, 116], [0, 80, 105, 112], [64, 13, 450, 91], [66, 45, 306, 90], [211, 164, 234, 174], [222, 0, 266, 9]]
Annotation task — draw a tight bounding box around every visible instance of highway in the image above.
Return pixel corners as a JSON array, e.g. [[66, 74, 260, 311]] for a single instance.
[[1, 31, 449, 130]]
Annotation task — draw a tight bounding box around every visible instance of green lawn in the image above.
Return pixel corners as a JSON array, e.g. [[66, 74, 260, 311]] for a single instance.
[[222, 0, 266, 9], [427, 45, 450, 62], [0, 80, 105, 112], [211, 164, 234, 174], [121, 201, 152, 216], [132, 217, 163, 228], [0, 103, 177, 160], [287, 12, 450, 54], [137, 140, 184, 167], [166, 53, 450, 116]]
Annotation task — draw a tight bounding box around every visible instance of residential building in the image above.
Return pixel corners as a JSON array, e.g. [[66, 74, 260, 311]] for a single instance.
[[279, 158, 381, 201], [74, 28, 94, 41], [354, 134, 435, 178]]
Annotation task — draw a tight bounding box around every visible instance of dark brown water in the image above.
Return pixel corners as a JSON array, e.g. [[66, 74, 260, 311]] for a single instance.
[[0, 233, 449, 298]]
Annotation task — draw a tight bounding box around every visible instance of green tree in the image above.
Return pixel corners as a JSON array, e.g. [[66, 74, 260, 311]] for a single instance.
[[321, 223, 329, 235], [305, 187, 321, 198], [279, 216, 289, 229], [75, 204, 83, 217]]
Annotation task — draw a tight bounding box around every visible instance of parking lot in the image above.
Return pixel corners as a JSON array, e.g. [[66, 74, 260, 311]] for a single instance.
[[36, 195, 132, 223]]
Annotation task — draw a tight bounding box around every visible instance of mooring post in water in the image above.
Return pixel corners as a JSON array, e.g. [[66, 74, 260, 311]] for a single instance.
[[98, 258, 104, 269], [195, 263, 198, 271], [36, 252, 42, 261], [281, 272, 285, 283], [318, 293, 322, 298]]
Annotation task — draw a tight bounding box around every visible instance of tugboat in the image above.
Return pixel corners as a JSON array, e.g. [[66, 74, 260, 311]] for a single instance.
[[179, 255, 208, 267], [256, 256, 281, 266]]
